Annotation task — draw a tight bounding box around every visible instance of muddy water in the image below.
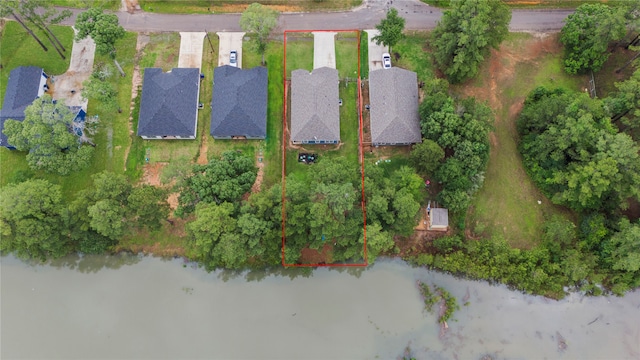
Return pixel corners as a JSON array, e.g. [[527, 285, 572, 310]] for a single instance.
[[1, 255, 639, 359]]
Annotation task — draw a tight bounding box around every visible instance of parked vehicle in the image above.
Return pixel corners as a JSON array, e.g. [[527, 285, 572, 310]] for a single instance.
[[230, 51, 238, 67], [382, 53, 391, 69]]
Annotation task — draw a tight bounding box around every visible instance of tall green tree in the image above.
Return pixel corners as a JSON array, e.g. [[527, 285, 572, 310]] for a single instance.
[[605, 68, 640, 133], [3, 95, 94, 175], [372, 8, 406, 53], [82, 69, 120, 114], [239, 3, 279, 65], [177, 151, 257, 216], [0, 179, 71, 260], [518, 87, 640, 212], [187, 202, 247, 270], [410, 140, 444, 176], [75, 8, 125, 58], [560, 3, 626, 74], [431, 0, 511, 83]]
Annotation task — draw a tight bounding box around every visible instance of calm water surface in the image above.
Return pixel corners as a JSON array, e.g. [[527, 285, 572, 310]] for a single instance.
[[1, 255, 639, 359]]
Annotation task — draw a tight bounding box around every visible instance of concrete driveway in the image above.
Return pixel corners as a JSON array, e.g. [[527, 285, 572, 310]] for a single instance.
[[217, 32, 245, 68], [51, 30, 96, 108], [365, 29, 387, 72], [313, 32, 337, 69], [178, 32, 206, 69]]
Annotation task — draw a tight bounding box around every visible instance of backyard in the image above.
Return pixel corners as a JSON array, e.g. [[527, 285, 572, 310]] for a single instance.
[[138, 0, 363, 13]]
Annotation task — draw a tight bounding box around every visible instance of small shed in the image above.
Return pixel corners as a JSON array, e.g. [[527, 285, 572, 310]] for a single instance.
[[429, 208, 449, 231]]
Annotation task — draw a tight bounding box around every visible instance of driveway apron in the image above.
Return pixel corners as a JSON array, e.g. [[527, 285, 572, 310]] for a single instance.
[[313, 32, 337, 69], [178, 32, 206, 69], [217, 32, 245, 68], [365, 29, 386, 72]]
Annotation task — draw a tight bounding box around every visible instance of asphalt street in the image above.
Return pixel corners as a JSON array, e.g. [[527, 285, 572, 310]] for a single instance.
[[55, 0, 573, 34]]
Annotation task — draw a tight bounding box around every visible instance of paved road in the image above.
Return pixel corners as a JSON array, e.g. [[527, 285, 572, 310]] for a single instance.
[[56, 0, 572, 33]]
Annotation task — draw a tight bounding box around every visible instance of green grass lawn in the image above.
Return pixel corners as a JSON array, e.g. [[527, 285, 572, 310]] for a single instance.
[[458, 32, 583, 248], [394, 31, 434, 82], [335, 34, 359, 79], [0, 22, 74, 104], [138, 33, 181, 72], [138, 0, 362, 13], [285, 37, 313, 78], [593, 48, 638, 98], [359, 30, 369, 79], [49, 0, 119, 9]]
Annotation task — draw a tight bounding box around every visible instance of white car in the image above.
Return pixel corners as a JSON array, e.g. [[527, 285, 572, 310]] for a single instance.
[[382, 53, 391, 69], [230, 50, 238, 67]]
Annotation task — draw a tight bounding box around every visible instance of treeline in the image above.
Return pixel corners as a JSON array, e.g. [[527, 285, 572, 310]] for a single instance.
[[408, 213, 640, 297], [0, 172, 169, 260]]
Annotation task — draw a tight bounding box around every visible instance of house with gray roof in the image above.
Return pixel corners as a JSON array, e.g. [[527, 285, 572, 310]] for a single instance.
[[1, 66, 48, 149], [369, 68, 421, 146], [210, 65, 267, 139], [429, 207, 449, 231], [290, 67, 340, 144], [137, 68, 201, 139]]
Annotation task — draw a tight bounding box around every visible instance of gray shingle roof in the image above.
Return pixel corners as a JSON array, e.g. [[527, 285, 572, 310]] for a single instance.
[[210, 65, 267, 138], [1, 66, 45, 148], [137, 68, 200, 137], [290, 67, 340, 143], [431, 208, 449, 228], [369, 68, 421, 145]]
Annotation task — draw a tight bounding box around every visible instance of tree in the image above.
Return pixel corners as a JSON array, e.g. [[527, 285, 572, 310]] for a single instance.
[[605, 68, 640, 132], [362, 222, 395, 263], [239, 3, 279, 65], [176, 151, 257, 216], [372, 8, 405, 53], [187, 202, 247, 270], [75, 8, 125, 58], [127, 185, 169, 230], [431, 0, 511, 83], [605, 219, 640, 272], [0, 179, 71, 260], [410, 140, 444, 175], [3, 95, 94, 175], [82, 67, 120, 114], [518, 87, 640, 212], [9, 0, 72, 59], [560, 4, 626, 74]]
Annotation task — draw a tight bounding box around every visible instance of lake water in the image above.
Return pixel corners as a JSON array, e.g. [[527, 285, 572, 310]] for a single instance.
[[1, 254, 639, 359]]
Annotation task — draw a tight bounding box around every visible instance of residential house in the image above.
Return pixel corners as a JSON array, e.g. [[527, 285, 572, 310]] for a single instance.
[[0, 66, 48, 149], [137, 68, 201, 139], [368, 67, 421, 146], [290, 67, 340, 144], [210, 66, 267, 139]]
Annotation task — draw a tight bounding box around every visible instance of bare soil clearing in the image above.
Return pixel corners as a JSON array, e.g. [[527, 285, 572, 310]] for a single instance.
[[50, 34, 96, 108]]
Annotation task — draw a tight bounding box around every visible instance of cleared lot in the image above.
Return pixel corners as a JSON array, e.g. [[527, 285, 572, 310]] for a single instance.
[[313, 31, 337, 69], [51, 33, 96, 108], [217, 32, 245, 68], [177, 32, 206, 69], [365, 29, 386, 72]]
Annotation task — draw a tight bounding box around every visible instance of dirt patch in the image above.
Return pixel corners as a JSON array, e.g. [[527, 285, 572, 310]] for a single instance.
[[251, 152, 265, 193], [196, 132, 208, 165], [299, 243, 334, 264], [141, 162, 168, 186], [167, 192, 180, 211]]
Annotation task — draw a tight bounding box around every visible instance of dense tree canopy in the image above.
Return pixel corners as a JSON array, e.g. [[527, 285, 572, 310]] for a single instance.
[[177, 151, 257, 216], [605, 68, 640, 134], [431, 0, 511, 83], [410, 139, 444, 176], [239, 3, 279, 65], [75, 8, 125, 57], [560, 4, 626, 74], [3, 95, 94, 175], [0, 179, 71, 260], [372, 8, 405, 53], [419, 79, 493, 212], [518, 86, 640, 212]]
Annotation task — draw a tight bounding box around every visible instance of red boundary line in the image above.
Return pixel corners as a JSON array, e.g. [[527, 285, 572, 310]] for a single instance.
[[281, 29, 368, 267]]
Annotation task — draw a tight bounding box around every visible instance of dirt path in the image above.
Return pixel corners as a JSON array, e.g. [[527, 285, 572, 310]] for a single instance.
[[196, 132, 208, 164], [251, 151, 265, 193], [123, 33, 150, 171], [50, 31, 96, 108]]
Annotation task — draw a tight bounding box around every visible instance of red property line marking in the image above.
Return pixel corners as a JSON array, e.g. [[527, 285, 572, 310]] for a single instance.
[[281, 29, 368, 267]]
